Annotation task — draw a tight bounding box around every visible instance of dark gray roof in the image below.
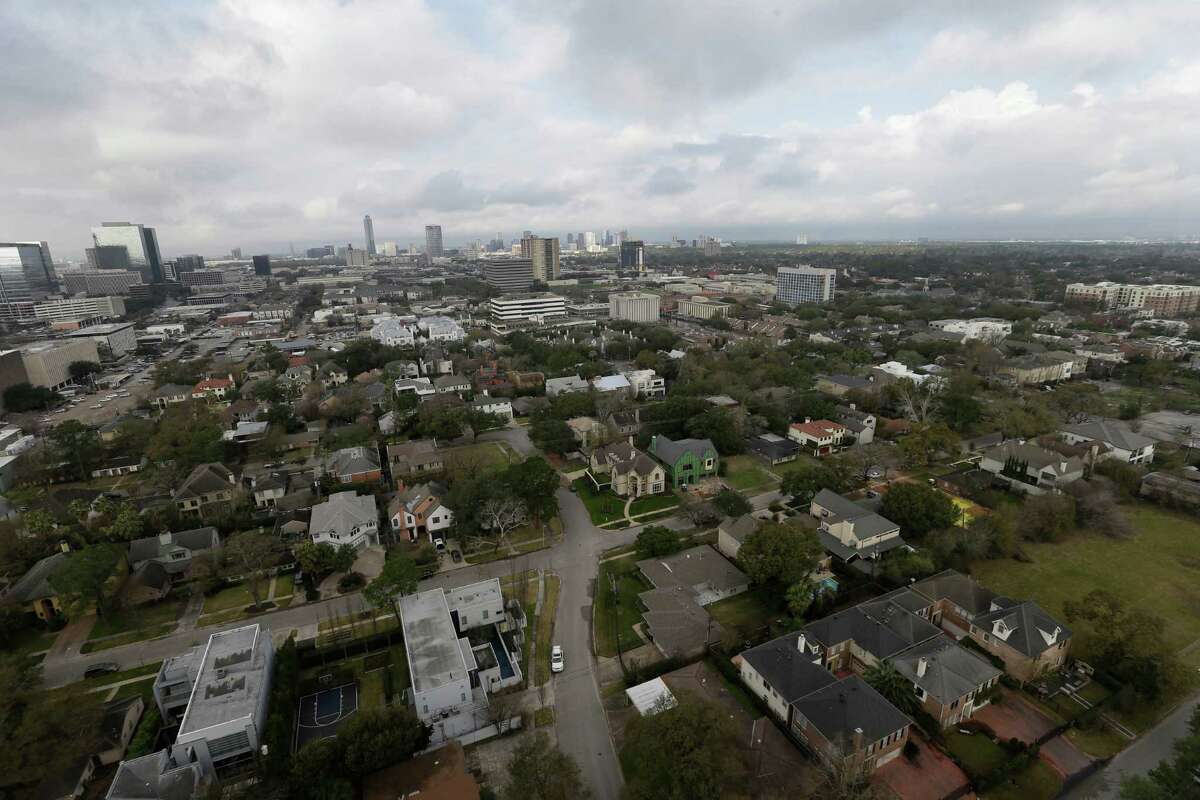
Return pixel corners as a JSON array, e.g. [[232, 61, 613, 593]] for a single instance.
[[174, 463, 235, 500], [128, 527, 220, 570], [4, 552, 66, 603], [811, 489, 900, 542], [891, 634, 1002, 705], [649, 435, 716, 464], [911, 570, 997, 617], [790, 675, 911, 751], [803, 596, 941, 661], [719, 514, 759, 545], [1062, 419, 1154, 452], [107, 749, 203, 800], [325, 445, 380, 476], [974, 599, 1072, 659], [817, 529, 908, 561], [740, 632, 838, 704], [822, 374, 872, 389]]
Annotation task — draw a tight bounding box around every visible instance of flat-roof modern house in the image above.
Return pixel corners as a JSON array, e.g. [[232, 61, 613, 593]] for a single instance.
[[400, 578, 525, 744]]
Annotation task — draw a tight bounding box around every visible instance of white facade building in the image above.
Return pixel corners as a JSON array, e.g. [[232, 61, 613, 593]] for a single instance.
[[33, 295, 126, 323], [369, 317, 416, 347], [488, 293, 567, 324], [775, 266, 836, 305], [622, 369, 666, 399], [928, 318, 1013, 342], [309, 491, 380, 550], [609, 291, 661, 323]]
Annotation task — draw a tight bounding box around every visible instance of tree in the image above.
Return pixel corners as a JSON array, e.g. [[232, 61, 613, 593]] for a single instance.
[[880, 482, 958, 539], [1064, 589, 1181, 702], [363, 552, 420, 625], [529, 416, 575, 455], [786, 579, 815, 618], [0, 691, 105, 785], [897, 423, 959, 467], [3, 382, 61, 412], [101, 503, 146, 542], [222, 532, 283, 609], [938, 373, 983, 432], [893, 378, 940, 423], [737, 522, 822, 587], [68, 360, 102, 382], [1119, 707, 1200, 800], [48, 420, 104, 480], [781, 462, 845, 503], [711, 488, 751, 518], [621, 696, 747, 800], [863, 661, 920, 716], [1023, 492, 1076, 542], [48, 545, 121, 618], [686, 408, 742, 454], [290, 738, 354, 800], [634, 525, 683, 559], [503, 457, 560, 526], [147, 403, 226, 475], [338, 706, 430, 777], [879, 548, 937, 585], [503, 732, 590, 800], [479, 497, 528, 537], [817, 753, 883, 800]]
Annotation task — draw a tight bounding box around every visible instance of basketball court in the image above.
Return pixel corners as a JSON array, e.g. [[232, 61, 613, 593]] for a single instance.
[[295, 682, 359, 750]]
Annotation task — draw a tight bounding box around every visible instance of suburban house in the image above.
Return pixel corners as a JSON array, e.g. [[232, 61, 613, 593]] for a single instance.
[[736, 633, 911, 772], [91, 454, 147, 479], [1, 550, 67, 620], [387, 439, 444, 479], [913, 570, 1072, 682], [997, 351, 1078, 385], [319, 362, 348, 386], [126, 527, 222, 600], [322, 445, 383, 484], [174, 463, 239, 518], [310, 491, 380, 550], [388, 482, 454, 543], [815, 374, 875, 398], [434, 374, 471, 395], [39, 696, 146, 800], [469, 396, 513, 422], [717, 514, 760, 559], [226, 399, 262, 423], [1060, 418, 1156, 465], [592, 374, 633, 395], [637, 545, 750, 658], [621, 369, 666, 399], [399, 578, 526, 743], [545, 375, 589, 397], [244, 468, 314, 511], [744, 432, 801, 465], [604, 408, 642, 439], [837, 405, 876, 445], [647, 435, 719, 489], [809, 489, 905, 563], [566, 416, 607, 451], [587, 440, 666, 498], [788, 418, 847, 456], [191, 375, 235, 402], [281, 364, 313, 388], [151, 383, 192, 411], [979, 440, 1085, 494]]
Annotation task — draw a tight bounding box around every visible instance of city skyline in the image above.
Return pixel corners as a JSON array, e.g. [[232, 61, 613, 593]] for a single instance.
[[5, 2, 1200, 257]]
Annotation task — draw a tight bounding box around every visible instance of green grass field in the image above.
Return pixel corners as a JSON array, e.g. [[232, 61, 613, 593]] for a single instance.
[[201, 583, 257, 614], [89, 599, 185, 639], [971, 503, 1200, 658], [573, 478, 628, 525], [707, 587, 779, 635], [442, 442, 516, 472], [595, 556, 649, 657], [628, 492, 680, 518], [722, 455, 778, 493], [982, 760, 1062, 800], [943, 731, 1008, 779]]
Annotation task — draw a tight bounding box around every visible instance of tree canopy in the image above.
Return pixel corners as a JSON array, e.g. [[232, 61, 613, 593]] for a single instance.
[[503, 732, 590, 800], [736, 522, 822, 588], [879, 482, 958, 539]]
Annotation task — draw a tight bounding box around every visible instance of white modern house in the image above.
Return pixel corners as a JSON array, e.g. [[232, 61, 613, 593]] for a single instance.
[[1060, 419, 1156, 465], [309, 491, 379, 550], [369, 317, 416, 347], [621, 369, 666, 399]]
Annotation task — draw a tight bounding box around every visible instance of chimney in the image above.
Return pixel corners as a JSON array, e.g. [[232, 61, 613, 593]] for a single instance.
[[804, 417, 812, 424], [158, 531, 173, 546], [796, 634, 807, 654], [917, 656, 927, 677], [853, 727, 864, 753]]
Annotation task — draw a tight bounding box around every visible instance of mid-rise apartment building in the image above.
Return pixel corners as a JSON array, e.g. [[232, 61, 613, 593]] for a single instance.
[[488, 293, 567, 324], [1065, 282, 1200, 317], [32, 295, 126, 324], [609, 291, 661, 322], [482, 259, 534, 293], [775, 266, 836, 305], [676, 296, 731, 320]]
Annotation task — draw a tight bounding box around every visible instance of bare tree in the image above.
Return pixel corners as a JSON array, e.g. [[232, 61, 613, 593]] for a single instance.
[[480, 497, 528, 538], [222, 532, 284, 610], [893, 378, 940, 423], [818, 754, 882, 800]]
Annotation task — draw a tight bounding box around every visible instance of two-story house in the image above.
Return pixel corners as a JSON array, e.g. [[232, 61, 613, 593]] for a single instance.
[[388, 439, 444, 480], [809, 489, 906, 564], [587, 440, 666, 498], [389, 482, 454, 543], [1060, 418, 1156, 465], [151, 384, 192, 411], [647, 435, 719, 489], [621, 369, 666, 399], [322, 446, 382, 484], [191, 376, 235, 403], [174, 463, 238, 518], [126, 527, 222, 600], [310, 491, 379, 550], [836, 405, 876, 445], [979, 440, 1085, 494], [788, 419, 847, 456]]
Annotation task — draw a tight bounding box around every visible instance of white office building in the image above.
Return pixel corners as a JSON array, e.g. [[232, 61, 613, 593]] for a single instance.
[[20, 339, 101, 389], [63, 322, 138, 358], [488, 293, 567, 325], [609, 291, 661, 323], [33, 295, 126, 323], [776, 266, 836, 305], [928, 317, 1013, 343]]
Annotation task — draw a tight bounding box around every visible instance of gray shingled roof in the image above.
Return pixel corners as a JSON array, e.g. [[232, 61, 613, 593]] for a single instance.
[[790, 675, 912, 752], [974, 599, 1072, 659], [1062, 419, 1154, 452], [911, 570, 998, 617], [5, 551, 67, 603], [891, 634, 1002, 705], [649, 435, 716, 464], [740, 633, 838, 704], [174, 463, 235, 500]]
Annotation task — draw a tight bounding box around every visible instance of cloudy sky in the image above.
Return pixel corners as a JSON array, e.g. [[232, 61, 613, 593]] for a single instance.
[[5, 0, 1200, 259]]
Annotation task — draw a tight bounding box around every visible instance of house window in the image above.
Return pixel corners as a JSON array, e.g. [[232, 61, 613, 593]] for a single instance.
[[461, 693, 466, 702], [705, 458, 714, 469], [482, 610, 489, 620]]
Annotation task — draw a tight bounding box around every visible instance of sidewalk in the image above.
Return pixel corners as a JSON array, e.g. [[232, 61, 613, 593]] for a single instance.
[[49, 615, 96, 658]]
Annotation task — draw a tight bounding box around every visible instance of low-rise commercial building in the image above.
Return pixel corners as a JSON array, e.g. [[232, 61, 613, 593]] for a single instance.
[[19, 339, 101, 389], [609, 291, 661, 322], [63, 321, 138, 358]]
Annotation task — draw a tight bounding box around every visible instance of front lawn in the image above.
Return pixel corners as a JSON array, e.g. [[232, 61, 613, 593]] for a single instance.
[[442, 442, 516, 472], [970, 503, 1200, 658], [1066, 723, 1129, 759], [595, 556, 649, 657], [628, 492, 680, 518], [573, 478, 628, 525], [722, 455, 778, 493], [982, 759, 1062, 800], [201, 583, 257, 614], [90, 599, 185, 639], [943, 731, 1008, 779], [707, 586, 780, 635]]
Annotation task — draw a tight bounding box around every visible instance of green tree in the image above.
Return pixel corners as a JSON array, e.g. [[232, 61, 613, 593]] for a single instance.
[[101, 503, 145, 543], [503, 457, 560, 527], [780, 462, 845, 503], [48, 545, 121, 618], [737, 522, 822, 587], [0, 691, 104, 785], [1023, 492, 1076, 542], [686, 408, 742, 454], [503, 732, 591, 800], [222, 532, 283, 609], [938, 373, 983, 432], [147, 403, 226, 474], [339, 706, 430, 777], [3, 382, 61, 412], [290, 738, 354, 800], [621, 696, 747, 800], [68, 360, 102, 382], [363, 552, 420, 625], [711, 488, 751, 518], [529, 416, 575, 455], [786, 579, 815, 618], [880, 482, 958, 539], [48, 420, 104, 480], [862, 661, 920, 716], [634, 525, 683, 559], [1064, 589, 1181, 702]]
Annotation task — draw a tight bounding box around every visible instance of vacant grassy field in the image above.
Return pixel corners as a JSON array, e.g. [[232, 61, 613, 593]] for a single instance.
[[442, 441, 516, 472], [595, 555, 648, 657], [707, 587, 779, 635], [971, 503, 1200, 658], [722, 455, 778, 493], [202, 583, 257, 614]]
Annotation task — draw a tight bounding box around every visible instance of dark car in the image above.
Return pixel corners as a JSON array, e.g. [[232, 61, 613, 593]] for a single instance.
[[84, 662, 120, 679], [450, 549, 463, 563]]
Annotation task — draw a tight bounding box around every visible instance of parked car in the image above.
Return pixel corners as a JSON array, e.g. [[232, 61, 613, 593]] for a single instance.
[[550, 645, 564, 673], [450, 549, 462, 563], [433, 537, 446, 551], [84, 662, 120, 678]]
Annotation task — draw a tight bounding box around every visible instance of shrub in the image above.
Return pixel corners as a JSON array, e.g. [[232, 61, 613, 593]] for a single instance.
[[337, 571, 365, 593], [903, 739, 920, 761]]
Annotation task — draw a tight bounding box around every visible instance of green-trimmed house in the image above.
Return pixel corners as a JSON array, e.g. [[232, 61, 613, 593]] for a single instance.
[[648, 435, 719, 488]]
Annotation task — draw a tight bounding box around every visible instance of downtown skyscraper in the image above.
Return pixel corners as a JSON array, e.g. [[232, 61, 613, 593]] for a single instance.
[[92, 222, 164, 283], [363, 214, 376, 255], [425, 225, 444, 258]]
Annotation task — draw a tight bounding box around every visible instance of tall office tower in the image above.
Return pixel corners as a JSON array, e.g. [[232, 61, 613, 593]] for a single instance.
[[92, 222, 164, 283], [776, 265, 837, 305], [796, 233, 808, 245], [583, 231, 597, 249], [0, 242, 56, 305], [252, 255, 271, 275], [701, 236, 720, 257], [566, 233, 575, 245], [609, 291, 661, 323], [619, 240, 645, 270], [174, 254, 205, 273], [425, 225, 444, 258], [344, 246, 369, 267], [85, 245, 131, 270], [603, 229, 612, 246], [482, 259, 534, 292], [576, 232, 585, 247], [379, 241, 399, 257], [522, 237, 560, 281], [522, 230, 532, 239], [618, 229, 628, 244], [231, 247, 242, 259], [363, 214, 376, 255]]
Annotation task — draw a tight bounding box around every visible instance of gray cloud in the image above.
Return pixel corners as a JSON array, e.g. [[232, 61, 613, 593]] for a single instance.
[[645, 166, 695, 196], [760, 165, 819, 188]]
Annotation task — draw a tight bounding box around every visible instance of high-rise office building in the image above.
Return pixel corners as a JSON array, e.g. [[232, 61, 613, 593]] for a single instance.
[[174, 254, 205, 273], [92, 222, 164, 283], [609, 291, 660, 323], [306, 245, 335, 259], [583, 231, 597, 249], [231, 247, 242, 259], [363, 215, 376, 255], [252, 255, 271, 275], [425, 225, 444, 258], [85, 245, 131, 270], [619, 240, 645, 270], [344, 246, 369, 267], [566, 233, 575, 245], [61, 271, 143, 297], [520, 236, 560, 282], [482, 259, 534, 293], [775, 265, 837, 306], [0, 242, 56, 306]]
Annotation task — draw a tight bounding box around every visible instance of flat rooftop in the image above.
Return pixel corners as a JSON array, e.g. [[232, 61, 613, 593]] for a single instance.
[[177, 624, 270, 738], [400, 588, 468, 695], [444, 578, 502, 611], [63, 322, 135, 335]]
